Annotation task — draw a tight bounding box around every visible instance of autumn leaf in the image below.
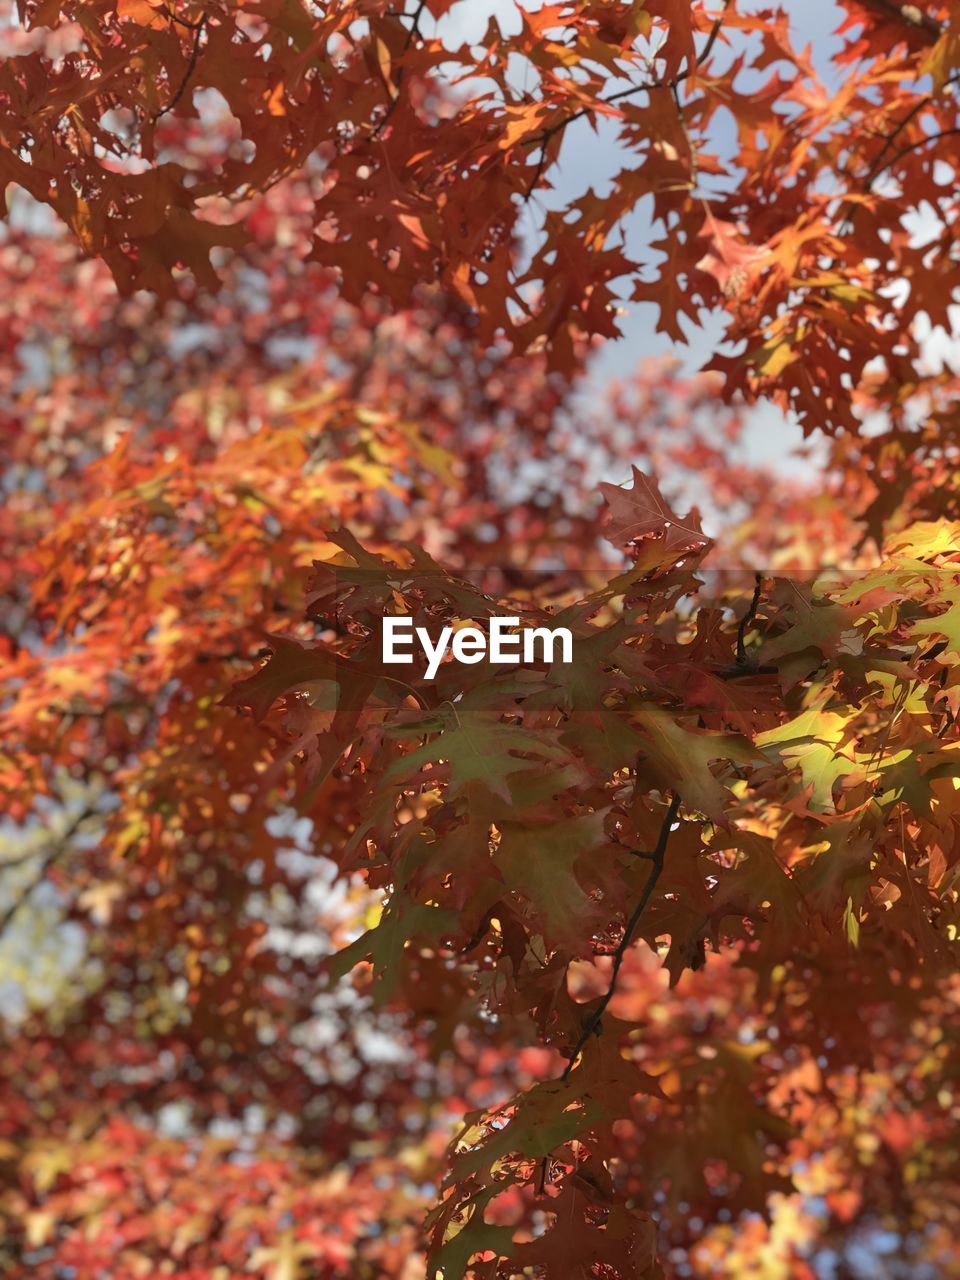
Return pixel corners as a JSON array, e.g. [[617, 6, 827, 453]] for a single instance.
[[385, 711, 568, 802], [496, 812, 609, 954], [6, 4, 960, 1277], [599, 466, 711, 556], [695, 209, 768, 299], [632, 702, 756, 820]]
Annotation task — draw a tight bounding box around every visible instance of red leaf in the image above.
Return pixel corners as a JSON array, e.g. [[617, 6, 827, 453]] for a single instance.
[[599, 466, 710, 556]]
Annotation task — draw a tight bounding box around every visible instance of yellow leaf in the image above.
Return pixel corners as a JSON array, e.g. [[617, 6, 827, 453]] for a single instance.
[[26, 1212, 55, 1249], [922, 31, 960, 93], [249, 1232, 313, 1280], [628, 1, 652, 38], [755, 337, 796, 378], [843, 896, 861, 947], [374, 35, 398, 99]]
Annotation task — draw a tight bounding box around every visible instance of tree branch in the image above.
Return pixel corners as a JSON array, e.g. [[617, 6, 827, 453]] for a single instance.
[[155, 15, 208, 121], [0, 808, 95, 940], [368, 0, 428, 143], [834, 73, 960, 238], [863, 94, 935, 185], [403, 0, 428, 50], [561, 792, 682, 1081], [875, 125, 960, 178], [523, 0, 731, 200], [736, 572, 763, 667], [163, 4, 205, 31]]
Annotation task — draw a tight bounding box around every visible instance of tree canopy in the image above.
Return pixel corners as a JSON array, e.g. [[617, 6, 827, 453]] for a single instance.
[[3, 1, 960, 1277]]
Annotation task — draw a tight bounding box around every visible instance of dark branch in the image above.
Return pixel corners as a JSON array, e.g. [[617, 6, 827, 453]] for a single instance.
[[939, 705, 955, 738], [843, 72, 960, 214], [561, 792, 682, 1081], [736, 572, 763, 667], [368, 0, 428, 143], [836, 72, 960, 236], [0, 808, 95, 940], [403, 0, 428, 51], [155, 15, 208, 121], [863, 94, 936, 186], [163, 4, 205, 31], [523, 0, 731, 200], [875, 125, 960, 179]]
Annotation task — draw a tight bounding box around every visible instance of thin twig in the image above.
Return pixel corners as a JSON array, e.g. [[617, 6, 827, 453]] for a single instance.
[[155, 15, 208, 121], [522, 0, 731, 200], [0, 808, 94, 941], [163, 4, 205, 31], [874, 125, 960, 179], [736, 572, 763, 667], [561, 793, 682, 1081], [368, 0, 428, 142], [863, 94, 936, 185], [836, 72, 960, 237], [0, 851, 62, 939], [403, 0, 427, 51]]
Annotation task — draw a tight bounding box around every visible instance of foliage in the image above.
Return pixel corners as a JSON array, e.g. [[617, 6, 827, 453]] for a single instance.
[[3, 1, 960, 1277]]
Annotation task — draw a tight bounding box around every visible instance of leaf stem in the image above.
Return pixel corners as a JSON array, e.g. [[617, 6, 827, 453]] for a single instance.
[[561, 792, 681, 1081]]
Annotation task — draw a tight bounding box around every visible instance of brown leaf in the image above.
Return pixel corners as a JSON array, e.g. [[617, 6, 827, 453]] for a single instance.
[[599, 466, 710, 556]]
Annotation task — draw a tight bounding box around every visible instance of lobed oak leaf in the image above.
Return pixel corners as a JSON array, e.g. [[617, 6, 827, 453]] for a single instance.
[[756, 702, 864, 812], [385, 712, 568, 803], [326, 900, 459, 998], [448, 1085, 606, 1184], [511, 1193, 659, 1280], [431, 1210, 515, 1279], [798, 819, 876, 908], [599, 466, 711, 557], [631, 229, 702, 343], [923, 28, 960, 91], [696, 209, 768, 299], [632, 702, 757, 821], [912, 599, 960, 654], [224, 635, 341, 721], [496, 812, 609, 955]]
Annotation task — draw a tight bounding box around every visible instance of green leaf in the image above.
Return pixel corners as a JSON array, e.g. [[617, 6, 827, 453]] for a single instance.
[[496, 812, 608, 953], [326, 900, 457, 997], [434, 1213, 515, 1279], [912, 600, 960, 654], [386, 711, 567, 802], [843, 896, 860, 948], [632, 702, 757, 820], [450, 1085, 606, 1183], [756, 703, 862, 811]]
